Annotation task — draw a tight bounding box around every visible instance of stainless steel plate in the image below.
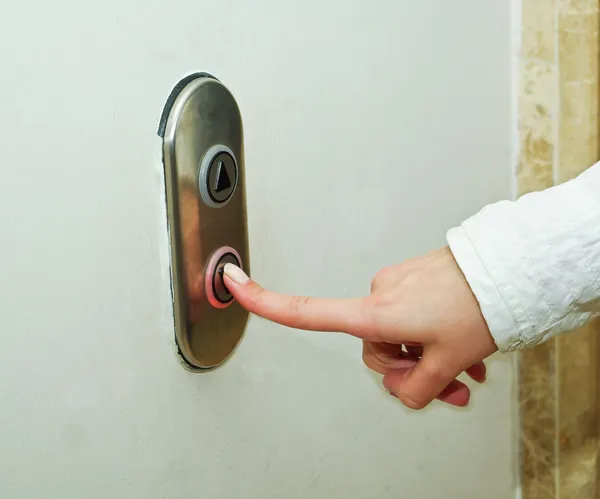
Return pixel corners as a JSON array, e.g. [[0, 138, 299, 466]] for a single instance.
[[159, 74, 250, 370]]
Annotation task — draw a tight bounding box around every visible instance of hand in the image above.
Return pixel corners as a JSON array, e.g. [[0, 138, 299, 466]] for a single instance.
[[222, 247, 498, 410]]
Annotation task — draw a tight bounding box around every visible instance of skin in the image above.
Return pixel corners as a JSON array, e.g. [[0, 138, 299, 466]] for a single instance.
[[223, 247, 498, 410]]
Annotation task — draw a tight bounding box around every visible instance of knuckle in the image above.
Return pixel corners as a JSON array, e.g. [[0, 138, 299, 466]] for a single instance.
[[361, 345, 374, 368], [358, 297, 391, 341], [247, 284, 268, 308], [362, 353, 375, 371], [422, 360, 453, 385], [361, 342, 369, 360], [397, 270, 418, 289], [371, 267, 390, 290], [363, 354, 387, 376], [368, 291, 396, 310]]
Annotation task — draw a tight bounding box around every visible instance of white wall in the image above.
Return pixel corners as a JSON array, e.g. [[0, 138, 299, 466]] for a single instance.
[[0, 1, 514, 498]]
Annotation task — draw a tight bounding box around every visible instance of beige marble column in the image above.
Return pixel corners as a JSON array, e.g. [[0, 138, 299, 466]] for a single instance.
[[517, 1, 600, 498]]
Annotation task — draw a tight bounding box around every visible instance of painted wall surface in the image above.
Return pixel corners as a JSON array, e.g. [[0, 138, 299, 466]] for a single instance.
[[0, 1, 513, 498]]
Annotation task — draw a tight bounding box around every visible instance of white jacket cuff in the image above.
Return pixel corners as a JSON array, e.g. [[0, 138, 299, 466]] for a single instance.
[[447, 163, 600, 351]]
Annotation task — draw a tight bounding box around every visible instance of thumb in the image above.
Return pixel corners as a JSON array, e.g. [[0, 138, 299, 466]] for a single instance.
[[382, 349, 467, 409], [222, 263, 369, 336]]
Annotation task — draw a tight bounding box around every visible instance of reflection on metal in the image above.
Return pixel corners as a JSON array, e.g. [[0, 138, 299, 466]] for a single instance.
[[159, 74, 250, 371]]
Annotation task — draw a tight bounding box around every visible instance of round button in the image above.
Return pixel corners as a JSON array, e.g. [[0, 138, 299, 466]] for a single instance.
[[198, 145, 238, 208], [205, 246, 242, 309], [213, 253, 239, 303]]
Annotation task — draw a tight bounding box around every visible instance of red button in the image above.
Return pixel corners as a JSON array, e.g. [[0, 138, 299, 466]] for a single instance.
[[205, 246, 242, 309]]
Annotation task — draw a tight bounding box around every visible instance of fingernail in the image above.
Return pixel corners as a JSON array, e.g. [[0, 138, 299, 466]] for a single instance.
[[223, 263, 249, 284]]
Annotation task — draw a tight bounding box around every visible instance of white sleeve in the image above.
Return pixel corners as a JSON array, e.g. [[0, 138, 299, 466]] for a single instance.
[[446, 163, 600, 351]]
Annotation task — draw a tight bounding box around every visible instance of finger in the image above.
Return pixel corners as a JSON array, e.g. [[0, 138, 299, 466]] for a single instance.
[[362, 341, 419, 375], [368, 341, 406, 359], [382, 349, 463, 410], [379, 367, 470, 407], [363, 354, 418, 375], [434, 379, 471, 407], [465, 361, 487, 383], [223, 264, 369, 336], [362, 345, 470, 407], [406, 345, 486, 383]]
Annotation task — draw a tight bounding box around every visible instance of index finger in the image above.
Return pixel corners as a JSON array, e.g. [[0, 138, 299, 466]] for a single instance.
[[223, 264, 370, 337]]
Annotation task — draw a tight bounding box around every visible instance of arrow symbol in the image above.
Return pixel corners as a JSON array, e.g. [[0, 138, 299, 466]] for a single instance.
[[214, 161, 232, 193]]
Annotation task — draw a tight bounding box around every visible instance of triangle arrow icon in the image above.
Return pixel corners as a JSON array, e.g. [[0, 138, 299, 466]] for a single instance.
[[214, 161, 232, 193]]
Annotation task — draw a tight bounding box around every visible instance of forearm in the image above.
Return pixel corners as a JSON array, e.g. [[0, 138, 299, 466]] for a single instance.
[[447, 163, 600, 351]]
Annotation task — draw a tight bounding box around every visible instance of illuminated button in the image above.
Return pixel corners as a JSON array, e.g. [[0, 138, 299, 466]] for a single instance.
[[205, 246, 242, 309]]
